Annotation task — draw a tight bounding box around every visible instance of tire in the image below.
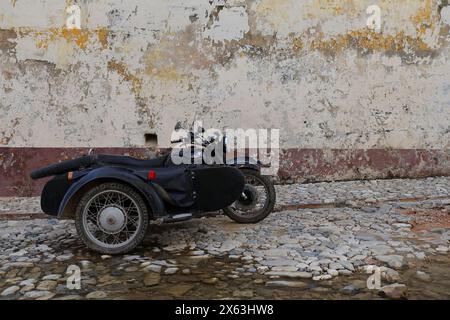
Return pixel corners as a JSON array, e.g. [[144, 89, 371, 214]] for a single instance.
[[75, 182, 149, 255], [223, 169, 276, 224]]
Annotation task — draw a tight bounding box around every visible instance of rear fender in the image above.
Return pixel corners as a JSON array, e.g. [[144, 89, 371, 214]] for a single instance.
[[58, 167, 165, 218], [228, 156, 261, 172]]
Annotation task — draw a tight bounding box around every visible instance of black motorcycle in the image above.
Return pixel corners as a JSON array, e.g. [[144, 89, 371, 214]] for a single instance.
[[30, 123, 276, 254]]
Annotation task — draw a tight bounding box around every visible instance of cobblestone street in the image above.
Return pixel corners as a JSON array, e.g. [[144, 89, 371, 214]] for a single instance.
[[0, 177, 449, 300]]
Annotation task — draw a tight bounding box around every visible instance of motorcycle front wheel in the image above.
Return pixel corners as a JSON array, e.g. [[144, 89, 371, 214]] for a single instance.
[[223, 169, 276, 224]]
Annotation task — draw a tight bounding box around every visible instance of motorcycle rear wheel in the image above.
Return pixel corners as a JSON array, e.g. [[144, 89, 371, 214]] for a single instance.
[[223, 169, 276, 224]]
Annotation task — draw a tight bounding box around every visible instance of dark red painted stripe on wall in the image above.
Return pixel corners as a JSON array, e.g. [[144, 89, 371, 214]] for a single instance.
[[0, 147, 449, 197], [0, 147, 152, 197]]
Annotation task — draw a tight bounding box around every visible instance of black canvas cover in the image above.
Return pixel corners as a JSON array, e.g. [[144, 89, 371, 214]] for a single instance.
[[152, 165, 245, 211], [153, 166, 194, 208]]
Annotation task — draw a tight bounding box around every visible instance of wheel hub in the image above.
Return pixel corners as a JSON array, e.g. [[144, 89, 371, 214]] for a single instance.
[[98, 206, 126, 233], [235, 185, 258, 211]]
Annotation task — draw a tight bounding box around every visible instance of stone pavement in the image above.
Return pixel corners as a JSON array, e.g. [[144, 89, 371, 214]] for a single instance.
[[0, 177, 449, 300]]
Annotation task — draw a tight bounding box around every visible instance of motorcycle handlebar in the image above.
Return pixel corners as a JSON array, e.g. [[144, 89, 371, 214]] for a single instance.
[[171, 130, 224, 146]]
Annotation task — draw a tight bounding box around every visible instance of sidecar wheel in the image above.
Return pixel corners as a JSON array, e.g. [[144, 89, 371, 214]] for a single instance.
[[75, 182, 149, 255], [223, 169, 276, 224]]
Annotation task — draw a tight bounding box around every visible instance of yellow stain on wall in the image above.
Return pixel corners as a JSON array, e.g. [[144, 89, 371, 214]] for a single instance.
[[308, 29, 434, 55], [107, 59, 142, 93], [144, 49, 185, 82], [254, 0, 441, 54], [141, 29, 209, 82], [302, 1, 439, 55], [96, 28, 109, 49], [60, 28, 89, 48], [5, 0, 443, 70], [14, 27, 108, 50], [410, 0, 434, 35], [292, 37, 304, 54]]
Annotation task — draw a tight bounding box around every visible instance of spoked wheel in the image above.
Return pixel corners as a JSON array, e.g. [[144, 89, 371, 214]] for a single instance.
[[223, 169, 276, 223], [75, 182, 149, 255]]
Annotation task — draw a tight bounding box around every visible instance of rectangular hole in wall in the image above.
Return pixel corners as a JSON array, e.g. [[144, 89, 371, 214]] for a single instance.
[[144, 133, 158, 149]]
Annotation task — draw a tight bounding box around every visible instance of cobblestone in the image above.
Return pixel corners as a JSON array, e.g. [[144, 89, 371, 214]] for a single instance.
[[0, 177, 449, 299]]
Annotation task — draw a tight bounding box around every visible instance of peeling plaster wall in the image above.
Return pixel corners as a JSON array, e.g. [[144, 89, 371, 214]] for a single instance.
[[1, 0, 450, 194]]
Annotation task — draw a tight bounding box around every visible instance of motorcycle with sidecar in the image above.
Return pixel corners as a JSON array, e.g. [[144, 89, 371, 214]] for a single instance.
[[30, 123, 276, 254]]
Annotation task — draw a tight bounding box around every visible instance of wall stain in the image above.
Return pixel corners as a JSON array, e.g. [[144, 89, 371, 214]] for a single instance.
[[0, 29, 17, 52], [107, 59, 157, 131], [411, 0, 434, 35], [142, 27, 207, 81], [96, 28, 109, 49], [308, 30, 438, 58], [12, 27, 109, 50], [107, 59, 142, 93], [0, 118, 20, 145]]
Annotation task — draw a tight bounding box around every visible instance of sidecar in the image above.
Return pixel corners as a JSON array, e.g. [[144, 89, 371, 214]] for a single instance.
[[30, 154, 245, 254]]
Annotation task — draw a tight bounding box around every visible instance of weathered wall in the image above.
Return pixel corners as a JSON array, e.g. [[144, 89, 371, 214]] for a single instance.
[[1, 0, 450, 195]]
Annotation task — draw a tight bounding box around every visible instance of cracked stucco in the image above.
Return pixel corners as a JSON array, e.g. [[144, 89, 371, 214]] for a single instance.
[[0, 0, 450, 151]]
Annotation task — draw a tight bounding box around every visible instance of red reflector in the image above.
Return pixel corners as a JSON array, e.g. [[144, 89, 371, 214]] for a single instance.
[[147, 170, 156, 180]]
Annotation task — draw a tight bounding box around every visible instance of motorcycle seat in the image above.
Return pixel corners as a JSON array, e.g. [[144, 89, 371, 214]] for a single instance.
[[95, 154, 168, 168]]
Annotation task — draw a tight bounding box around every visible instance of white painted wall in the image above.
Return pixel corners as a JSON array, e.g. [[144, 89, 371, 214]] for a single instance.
[[1, 0, 449, 149]]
